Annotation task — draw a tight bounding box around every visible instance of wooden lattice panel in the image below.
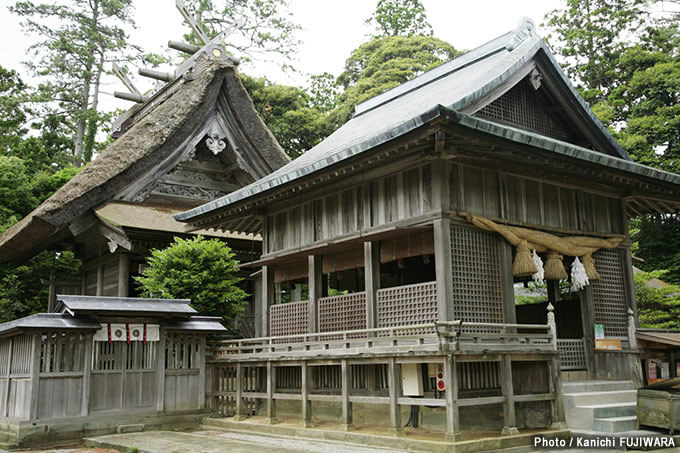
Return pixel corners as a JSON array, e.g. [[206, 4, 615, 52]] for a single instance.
[[477, 78, 570, 140], [450, 226, 504, 326], [592, 248, 628, 338], [557, 338, 587, 370], [377, 281, 437, 331], [457, 362, 500, 391], [270, 301, 309, 337], [319, 292, 366, 333]]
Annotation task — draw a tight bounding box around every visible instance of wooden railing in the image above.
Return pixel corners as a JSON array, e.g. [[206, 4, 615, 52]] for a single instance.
[[208, 321, 555, 361]]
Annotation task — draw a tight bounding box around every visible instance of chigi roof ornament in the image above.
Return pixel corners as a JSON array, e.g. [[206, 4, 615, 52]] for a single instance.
[[506, 17, 538, 51]]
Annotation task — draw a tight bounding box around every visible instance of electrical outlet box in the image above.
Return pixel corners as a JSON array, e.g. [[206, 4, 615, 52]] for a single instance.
[[402, 363, 424, 396]]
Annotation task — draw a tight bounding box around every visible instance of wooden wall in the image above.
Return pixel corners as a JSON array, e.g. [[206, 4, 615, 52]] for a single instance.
[[449, 162, 624, 235]]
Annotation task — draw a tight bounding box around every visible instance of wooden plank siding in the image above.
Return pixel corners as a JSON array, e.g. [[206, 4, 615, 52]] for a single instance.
[[449, 162, 624, 235], [265, 164, 433, 255]]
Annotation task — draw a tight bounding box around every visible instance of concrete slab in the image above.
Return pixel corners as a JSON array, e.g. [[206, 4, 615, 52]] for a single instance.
[[85, 430, 409, 453]]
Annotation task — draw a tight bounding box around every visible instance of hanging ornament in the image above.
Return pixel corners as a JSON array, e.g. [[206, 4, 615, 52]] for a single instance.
[[531, 249, 544, 284], [513, 240, 538, 277], [545, 250, 568, 280], [581, 252, 600, 281], [571, 256, 590, 291]]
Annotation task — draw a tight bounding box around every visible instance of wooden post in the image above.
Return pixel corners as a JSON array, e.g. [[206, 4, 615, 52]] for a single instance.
[[47, 270, 56, 313], [500, 241, 517, 325], [621, 246, 638, 325], [81, 334, 93, 416], [364, 242, 380, 329], [254, 275, 263, 338], [28, 334, 41, 420], [500, 355, 519, 435], [308, 255, 322, 333], [198, 336, 206, 409], [443, 354, 462, 441], [234, 362, 246, 420], [433, 218, 454, 322], [264, 361, 277, 424], [387, 357, 402, 436], [578, 285, 596, 377], [96, 247, 104, 296], [3, 337, 14, 417], [261, 266, 275, 337], [628, 308, 637, 350], [210, 363, 219, 412], [156, 332, 166, 412], [547, 303, 557, 351], [301, 361, 312, 427], [340, 359, 353, 430], [549, 354, 566, 428], [117, 253, 130, 297]]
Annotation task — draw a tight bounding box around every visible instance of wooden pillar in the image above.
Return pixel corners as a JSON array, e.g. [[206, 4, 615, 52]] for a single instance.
[[81, 334, 93, 416], [433, 218, 454, 322], [579, 285, 596, 376], [621, 245, 638, 323], [96, 261, 104, 296], [234, 362, 246, 420], [546, 280, 560, 306], [264, 361, 277, 424], [117, 253, 130, 297], [47, 270, 57, 313], [387, 357, 402, 435], [500, 241, 516, 324], [3, 337, 13, 417], [301, 361, 312, 427], [198, 336, 207, 409], [500, 355, 518, 435], [261, 266, 275, 337], [254, 274, 263, 338], [155, 331, 166, 412], [443, 354, 462, 441], [308, 255, 322, 333], [210, 362, 219, 412], [549, 354, 566, 427], [364, 242, 380, 329], [340, 359, 353, 430], [28, 334, 41, 420]]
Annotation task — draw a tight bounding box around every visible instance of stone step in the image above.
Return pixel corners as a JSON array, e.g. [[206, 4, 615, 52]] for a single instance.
[[563, 389, 637, 406], [586, 401, 637, 419], [562, 380, 635, 393], [592, 415, 638, 433]]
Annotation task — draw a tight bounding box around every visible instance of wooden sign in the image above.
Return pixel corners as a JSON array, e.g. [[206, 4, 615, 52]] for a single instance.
[[595, 339, 622, 350]]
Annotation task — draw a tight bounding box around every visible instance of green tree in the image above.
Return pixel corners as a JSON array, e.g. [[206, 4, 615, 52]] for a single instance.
[[182, 0, 300, 65], [242, 75, 334, 159], [0, 66, 28, 155], [630, 216, 680, 284], [365, 0, 433, 37], [135, 236, 247, 322], [635, 270, 680, 329], [0, 156, 36, 233], [334, 36, 460, 123], [11, 0, 142, 166]]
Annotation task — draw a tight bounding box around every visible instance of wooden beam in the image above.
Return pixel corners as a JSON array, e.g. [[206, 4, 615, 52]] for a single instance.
[[341, 359, 353, 430], [433, 219, 453, 322], [308, 255, 322, 333], [443, 354, 462, 441], [387, 357, 402, 436], [364, 242, 380, 329], [301, 361, 312, 427]]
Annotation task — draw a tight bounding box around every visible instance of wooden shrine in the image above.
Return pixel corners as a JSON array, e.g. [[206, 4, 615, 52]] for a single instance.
[[0, 295, 225, 448], [0, 28, 289, 336], [175, 18, 680, 438]]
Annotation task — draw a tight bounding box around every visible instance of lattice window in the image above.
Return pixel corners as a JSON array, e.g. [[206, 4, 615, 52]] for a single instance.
[[476, 79, 570, 141], [377, 281, 437, 331], [557, 338, 587, 370], [40, 332, 87, 373], [270, 301, 309, 337], [319, 292, 366, 333], [450, 226, 504, 326], [592, 248, 629, 338]]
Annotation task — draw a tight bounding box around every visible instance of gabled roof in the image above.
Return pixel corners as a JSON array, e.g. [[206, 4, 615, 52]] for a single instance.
[[55, 295, 195, 317], [0, 59, 288, 262], [177, 18, 667, 227], [0, 313, 101, 338]]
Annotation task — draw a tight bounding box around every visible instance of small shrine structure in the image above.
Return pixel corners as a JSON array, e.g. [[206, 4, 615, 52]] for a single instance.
[[176, 18, 680, 438], [0, 295, 225, 448]]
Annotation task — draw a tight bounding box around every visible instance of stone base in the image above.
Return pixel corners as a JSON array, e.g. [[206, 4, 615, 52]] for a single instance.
[[301, 420, 314, 428], [550, 421, 568, 430], [501, 426, 520, 436], [339, 423, 354, 432], [445, 432, 464, 442], [387, 427, 404, 437], [263, 417, 279, 425], [233, 415, 248, 422]]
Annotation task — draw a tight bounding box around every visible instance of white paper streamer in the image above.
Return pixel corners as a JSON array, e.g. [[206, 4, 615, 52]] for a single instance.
[[532, 249, 544, 284], [571, 256, 589, 291]]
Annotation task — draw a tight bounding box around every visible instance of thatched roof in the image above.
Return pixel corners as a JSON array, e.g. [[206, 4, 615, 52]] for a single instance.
[[0, 61, 287, 261]]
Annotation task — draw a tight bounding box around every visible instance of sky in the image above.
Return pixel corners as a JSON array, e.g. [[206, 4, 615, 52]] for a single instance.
[[0, 0, 564, 113]]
